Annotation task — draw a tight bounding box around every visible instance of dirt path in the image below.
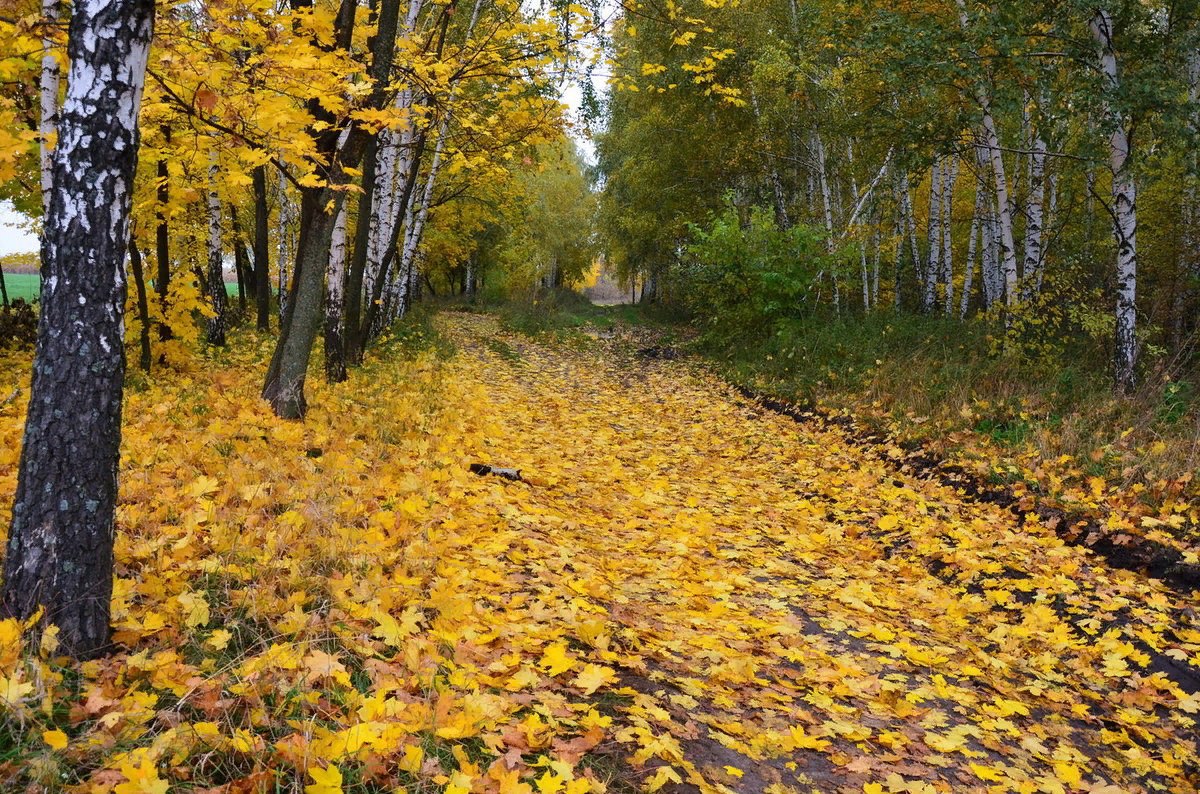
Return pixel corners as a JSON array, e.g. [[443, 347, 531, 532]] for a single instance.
[[443, 313, 1199, 794]]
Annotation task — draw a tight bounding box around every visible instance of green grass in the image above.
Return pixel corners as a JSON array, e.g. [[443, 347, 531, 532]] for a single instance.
[[1, 273, 38, 302], [0, 273, 241, 303], [689, 310, 1200, 530], [470, 288, 682, 338]]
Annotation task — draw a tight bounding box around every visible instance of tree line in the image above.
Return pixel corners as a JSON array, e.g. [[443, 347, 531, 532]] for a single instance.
[[597, 0, 1200, 394]]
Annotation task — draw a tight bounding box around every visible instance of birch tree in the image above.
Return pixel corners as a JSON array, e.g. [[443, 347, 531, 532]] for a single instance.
[[1091, 7, 1139, 394], [1, 0, 154, 659]]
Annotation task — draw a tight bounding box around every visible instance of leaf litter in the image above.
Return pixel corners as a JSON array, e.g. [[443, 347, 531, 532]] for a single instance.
[[0, 314, 1195, 793]]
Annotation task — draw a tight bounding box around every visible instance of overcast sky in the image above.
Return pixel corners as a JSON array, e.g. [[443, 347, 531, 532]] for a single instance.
[[0, 201, 37, 256]]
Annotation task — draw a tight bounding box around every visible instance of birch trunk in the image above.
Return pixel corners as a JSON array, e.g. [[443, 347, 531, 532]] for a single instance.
[[1021, 100, 1047, 301], [925, 159, 942, 313], [961, 186, 984, 319], [751, 87, 790, 230], [324, 199, 349, 382], [956, 0, 1018, 308], [205, 153, 226, 346], [942, 156, 958, 314], [2, 0, 154, 659], [1092, 8, 1138, 394], [276, 166, 292, 320], [38, 0, 60, 217]]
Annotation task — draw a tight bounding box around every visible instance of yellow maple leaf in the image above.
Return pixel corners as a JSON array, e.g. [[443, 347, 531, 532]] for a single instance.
[[535, 771, 565, 794], [540, 641, 576, 676], [306, 764, 343, 794], [572, 663, 616, 694]]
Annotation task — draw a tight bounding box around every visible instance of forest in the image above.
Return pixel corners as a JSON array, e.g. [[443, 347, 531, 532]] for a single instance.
[[0, 0, 1198, 792]]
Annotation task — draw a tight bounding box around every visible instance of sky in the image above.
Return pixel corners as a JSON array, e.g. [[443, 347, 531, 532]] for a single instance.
[[0, 201, 37, 257]]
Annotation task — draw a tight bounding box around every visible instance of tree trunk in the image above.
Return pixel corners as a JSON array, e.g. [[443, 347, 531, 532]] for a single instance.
[[38, 0, 60, 217], [1021, 99, 1047, 301], [925, 158, 942, 313], [277, 166, 292, 320], [263, 190, 342, 418], [942, 156, 957, 314], [961, 186, 983, 319], [324, 199, 349, 382], [154, 129, 171, 342], [205, 154, 227, 346], [1092, 9, 1138, 394], [231, 205, 249, 311], [2, 0, 154, 660], [956, 0, 1019, 309], [128, 238, 152, 372], [252, 164, 270, 331]]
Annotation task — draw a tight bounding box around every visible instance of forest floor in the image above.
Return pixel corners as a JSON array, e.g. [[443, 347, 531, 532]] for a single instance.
[[0, 311, 1197, 794]]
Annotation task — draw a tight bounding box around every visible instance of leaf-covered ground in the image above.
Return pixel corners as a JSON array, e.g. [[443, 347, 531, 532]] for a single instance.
[[0, 313, 1197, 794]]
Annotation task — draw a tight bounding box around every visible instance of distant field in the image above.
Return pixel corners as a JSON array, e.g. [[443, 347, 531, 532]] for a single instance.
[[1, 273, 39, 302], [0, 273, 240, 303]]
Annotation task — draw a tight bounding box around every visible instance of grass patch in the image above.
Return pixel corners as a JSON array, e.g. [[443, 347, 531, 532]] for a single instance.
[[689, 310, 1200, 537], [0, 273, 39, 303], [472, 288, 682, 338], [377, 304, 456, 360]]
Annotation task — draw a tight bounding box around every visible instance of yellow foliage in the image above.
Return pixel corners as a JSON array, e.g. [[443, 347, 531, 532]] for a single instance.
[[0, 314, 1194, 792]]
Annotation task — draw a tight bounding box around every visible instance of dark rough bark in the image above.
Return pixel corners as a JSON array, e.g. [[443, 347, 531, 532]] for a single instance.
[[252, 164, 270, 331], [344, 136, 378, 366], [155, 130, 171, 341], [128, 240, 152, 372], [231, 206, 250, 311], [2, 0, 154, 660], [0, 271, 8, 308], [263, 192, 342, 417]]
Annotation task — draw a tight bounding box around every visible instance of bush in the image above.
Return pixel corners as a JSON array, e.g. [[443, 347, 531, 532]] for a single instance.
[[680, 204, 835, 350], [0, 299, 37, 349]]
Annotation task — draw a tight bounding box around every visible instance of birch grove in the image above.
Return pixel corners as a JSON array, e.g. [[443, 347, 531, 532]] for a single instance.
[[597, 0, 1200, 396]]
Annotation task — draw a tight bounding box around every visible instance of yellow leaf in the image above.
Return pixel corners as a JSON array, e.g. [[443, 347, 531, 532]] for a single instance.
[[877, 515, 900, 531], [540, 642, 576, 676], [646, 766, 682, 792], [536, 771, 564, 794], [42, 729, 68, 750], [306, 764, 344, 794], [969, 763, 1004, 782], [572, 663, 616, 694], [723, 765, 743, 778]]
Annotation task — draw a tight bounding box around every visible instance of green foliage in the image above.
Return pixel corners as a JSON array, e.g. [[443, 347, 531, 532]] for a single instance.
[[681, 204, 829, 349]]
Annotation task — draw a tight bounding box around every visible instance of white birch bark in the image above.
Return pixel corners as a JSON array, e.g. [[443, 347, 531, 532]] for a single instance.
[[325, 198, 349, 340], [205, 152, 226, 345], [961, 185, 984, 319], [1092, 8, 1138, 393], [38, 0, 60, 217], [751, 87, 790, 230], [814, 132, 835, 252], [365, 0, 426, 305], [925, 158, 943, 313], [899, 171, 921, 282], [1021, 98, 1047, 301], [956, 0, 1018, 308], [871, 226, 881, 309], [276, 164, 291, 319], [941, 156, 958, 314]]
